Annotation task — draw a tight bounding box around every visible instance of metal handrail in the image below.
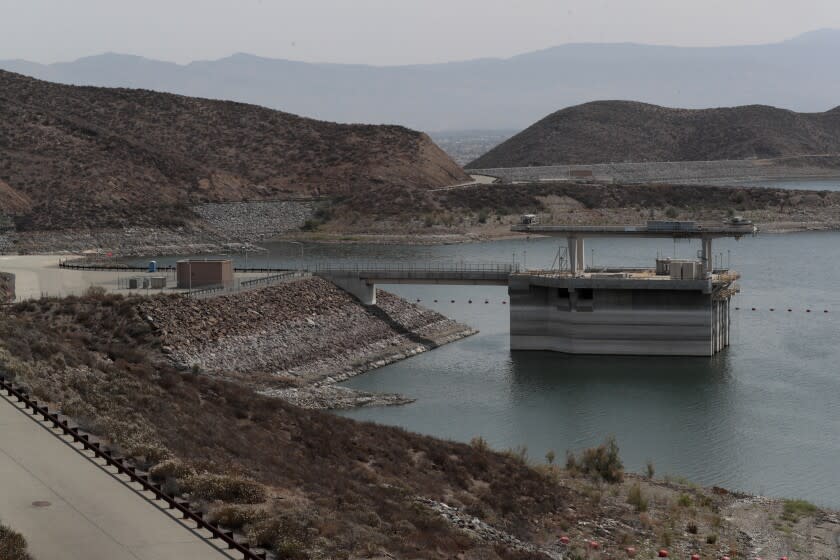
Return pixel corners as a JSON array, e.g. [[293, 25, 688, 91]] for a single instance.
[[309, 262, 519, 274]]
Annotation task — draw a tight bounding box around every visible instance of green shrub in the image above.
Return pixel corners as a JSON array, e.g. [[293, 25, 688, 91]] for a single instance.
[[677, 493, 692, 507], [566, 436, 624, 483], [782, 499, 818, 522], [627, 482, 648, 512]]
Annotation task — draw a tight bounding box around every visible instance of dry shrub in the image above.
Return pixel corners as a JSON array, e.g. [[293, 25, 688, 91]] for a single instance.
[[184, 473, 267, 504], [248, 510, 316, 558], [150, 458, 195, 482], [209, 505, 267, 530], [0, 523, 33, 560]]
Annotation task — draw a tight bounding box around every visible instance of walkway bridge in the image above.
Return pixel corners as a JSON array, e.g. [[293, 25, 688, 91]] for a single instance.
[[311, 263, 518, 304]]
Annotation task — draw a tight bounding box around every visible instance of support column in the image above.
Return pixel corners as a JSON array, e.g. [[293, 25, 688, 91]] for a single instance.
[[702, 237, 713, 276], [567, 237, 585, 275], [576, 238, 585, 274]]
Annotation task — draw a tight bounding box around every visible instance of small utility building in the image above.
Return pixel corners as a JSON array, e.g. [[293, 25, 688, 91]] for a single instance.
[[176, 259, 234, 289]]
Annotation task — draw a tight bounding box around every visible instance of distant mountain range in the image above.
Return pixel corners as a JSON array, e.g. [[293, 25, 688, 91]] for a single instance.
[[0, 70, 465, 231], [2, 30, 840, 131], [468, 101, 840, 167]]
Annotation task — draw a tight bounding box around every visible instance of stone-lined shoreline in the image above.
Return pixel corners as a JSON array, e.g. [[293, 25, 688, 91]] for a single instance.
[[140, 277, 476, 409]]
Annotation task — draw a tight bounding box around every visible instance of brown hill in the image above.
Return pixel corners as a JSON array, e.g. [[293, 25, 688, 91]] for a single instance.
[[468, 101, 840, 168], [0, 70, 467, 231]]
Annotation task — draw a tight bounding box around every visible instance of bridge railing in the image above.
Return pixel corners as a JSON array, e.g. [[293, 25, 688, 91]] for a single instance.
[[309, 262, 520, 275]]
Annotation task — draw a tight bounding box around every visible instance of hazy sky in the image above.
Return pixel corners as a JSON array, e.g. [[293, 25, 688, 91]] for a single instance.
[[2, 0, 840, 65]]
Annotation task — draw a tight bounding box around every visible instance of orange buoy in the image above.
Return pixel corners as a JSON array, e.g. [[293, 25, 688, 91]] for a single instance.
[[658, 550, 668, 558], [690, 555, 700, 560]]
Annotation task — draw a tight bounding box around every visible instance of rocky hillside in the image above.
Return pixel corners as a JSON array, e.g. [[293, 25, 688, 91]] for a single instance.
[[468, 101, 840, 167], [0, 70, 467, 231]]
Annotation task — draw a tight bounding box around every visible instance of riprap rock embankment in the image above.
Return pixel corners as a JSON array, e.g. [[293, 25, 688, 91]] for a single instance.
[[140, 277, 474, 408]]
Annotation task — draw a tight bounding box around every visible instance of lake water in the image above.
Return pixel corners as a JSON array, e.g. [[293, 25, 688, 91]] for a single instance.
[[136, 233, 840, 507]]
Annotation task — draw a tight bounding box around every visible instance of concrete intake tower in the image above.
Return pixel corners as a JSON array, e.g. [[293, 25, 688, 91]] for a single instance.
[[508, 220, 756, 356]]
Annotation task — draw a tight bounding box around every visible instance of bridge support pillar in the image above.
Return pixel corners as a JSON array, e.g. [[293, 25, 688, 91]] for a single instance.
[[319, 274, 377, 305]]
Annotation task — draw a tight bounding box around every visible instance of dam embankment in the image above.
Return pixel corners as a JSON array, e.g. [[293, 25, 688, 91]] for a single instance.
[[469, 155, 840, 185], [139, 276, 475, 408]]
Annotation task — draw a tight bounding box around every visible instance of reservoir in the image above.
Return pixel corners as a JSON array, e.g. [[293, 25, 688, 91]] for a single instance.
[[141, 232, 840, 507]]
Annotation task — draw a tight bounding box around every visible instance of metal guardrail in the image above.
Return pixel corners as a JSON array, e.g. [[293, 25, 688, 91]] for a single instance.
[[309, 262, 519, 274], [240, 271, 307, 288], [0, 374, 270, 560], [511, 223, 757, 236]]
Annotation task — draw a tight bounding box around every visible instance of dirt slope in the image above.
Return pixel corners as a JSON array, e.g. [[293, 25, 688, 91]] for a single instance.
[[468, 101, 840, 167], [0, 70, 467, 231]]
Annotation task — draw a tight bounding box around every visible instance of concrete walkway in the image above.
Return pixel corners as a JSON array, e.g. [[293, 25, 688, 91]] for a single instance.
[[0, 390, 238, 560]]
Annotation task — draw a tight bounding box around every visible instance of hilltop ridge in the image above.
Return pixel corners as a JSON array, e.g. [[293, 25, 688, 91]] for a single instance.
[[468, 101, 840, 168], [0, 70, 467, 232]]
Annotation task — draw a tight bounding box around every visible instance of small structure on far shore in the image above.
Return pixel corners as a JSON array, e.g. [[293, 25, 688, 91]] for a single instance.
[[176, 259, 234, 289]]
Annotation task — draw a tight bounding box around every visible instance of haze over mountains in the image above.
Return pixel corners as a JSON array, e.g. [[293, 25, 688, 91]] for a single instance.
[[0, 70, 466, 231], [468, 101, 840, 168], [3, 30, 840, 131]]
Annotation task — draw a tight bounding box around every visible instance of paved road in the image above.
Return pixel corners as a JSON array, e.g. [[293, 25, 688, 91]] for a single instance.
[[0, 391, 237, 560]]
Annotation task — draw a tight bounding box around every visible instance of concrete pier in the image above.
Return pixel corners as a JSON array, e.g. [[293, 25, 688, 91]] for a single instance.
[[508, 220, 752, 356], [509, 271, 736, 356]]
